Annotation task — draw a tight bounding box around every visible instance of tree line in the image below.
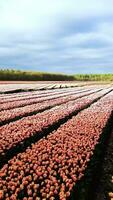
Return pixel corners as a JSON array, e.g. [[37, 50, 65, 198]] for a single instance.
[[0, 69, 74, 81], [0, 69, 113, 81]]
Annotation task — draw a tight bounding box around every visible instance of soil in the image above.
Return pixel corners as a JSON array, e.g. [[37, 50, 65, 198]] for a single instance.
[[94, 128, 113, 200]]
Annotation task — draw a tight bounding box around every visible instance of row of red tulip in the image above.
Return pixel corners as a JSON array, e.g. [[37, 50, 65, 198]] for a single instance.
[[0, 89, 110, 163], [0, 91, 113, 199], [0, 87, 81, 104], [0, 89, 86, 112], [0, 89, 100, 125], [0, 83, 61, 94], [0, 84, 105, 102], [0, 87, 68, 100], [0, 82, 80, 94], [0, 88, 53, 100], [0, 81, 89, 95]]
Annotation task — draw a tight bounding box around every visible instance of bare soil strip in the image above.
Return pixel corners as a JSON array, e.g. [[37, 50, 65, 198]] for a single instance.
[[93, 126, 113, 200]]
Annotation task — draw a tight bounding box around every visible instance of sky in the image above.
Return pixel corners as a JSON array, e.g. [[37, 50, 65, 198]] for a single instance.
[[0, 0, 113, 74]]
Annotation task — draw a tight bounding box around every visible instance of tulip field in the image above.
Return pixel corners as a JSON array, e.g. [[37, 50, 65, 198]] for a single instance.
[[0, 83, 113, 200]]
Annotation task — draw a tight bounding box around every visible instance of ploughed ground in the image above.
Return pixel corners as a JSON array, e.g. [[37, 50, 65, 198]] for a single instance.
[[94, 128, 113, 200]]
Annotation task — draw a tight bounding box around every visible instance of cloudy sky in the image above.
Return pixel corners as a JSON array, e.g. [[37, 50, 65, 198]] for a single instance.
[[0, 0, 113, 74]]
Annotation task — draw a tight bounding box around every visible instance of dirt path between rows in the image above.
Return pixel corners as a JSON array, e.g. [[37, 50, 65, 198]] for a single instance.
[[94, 127, 113, 200]]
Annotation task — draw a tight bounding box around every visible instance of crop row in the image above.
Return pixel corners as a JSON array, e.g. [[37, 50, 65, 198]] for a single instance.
[[0, 90, 113, 199], [0, 85, 104, 101], [0, 87, 81, 103], [0, 88, 111, 166], [0, 87, 61, 100], [0, 89, 88, 111], [0, 83, 54, 94], [0, 83, 77, 94], [0, 85, 79, 98], [0, 88, 101, 125], [0, 88, 91, 105]]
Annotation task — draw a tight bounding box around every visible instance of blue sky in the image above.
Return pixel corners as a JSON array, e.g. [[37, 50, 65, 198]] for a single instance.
[[0, 0, 113, 74]]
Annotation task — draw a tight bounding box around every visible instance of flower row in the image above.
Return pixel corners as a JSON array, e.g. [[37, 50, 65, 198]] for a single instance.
[[0, 89, 110, 163], [0, 89, 99, 125], [0, 91, 113, 199], [0, 89, 83, 112], [0, 87, 79, 103]]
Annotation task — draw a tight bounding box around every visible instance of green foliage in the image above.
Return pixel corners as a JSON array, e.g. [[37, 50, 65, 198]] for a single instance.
[[74, 74, 113, 81], [0, 69, 74, 81], [0, 70, 113, 81]]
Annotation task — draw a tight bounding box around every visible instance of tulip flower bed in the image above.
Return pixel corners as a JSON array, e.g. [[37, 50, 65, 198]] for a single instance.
[[0, 91, 113, 199], [0, 84, 105, 103], [0, 89, 68, 104], [0, 81, 85, 94], [0, 89, 74, 104], [0, 88, 111, 167], [0, 87, 83, 104], [0, 89, 87, 111], [0, 83, 52, 94], [0, 87, 74, 100], [0, 88, 100, 126]]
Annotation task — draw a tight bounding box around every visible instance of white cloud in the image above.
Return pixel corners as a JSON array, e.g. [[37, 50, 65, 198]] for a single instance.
[[0, 0, 113, 34], [0, 0, 113, 73]]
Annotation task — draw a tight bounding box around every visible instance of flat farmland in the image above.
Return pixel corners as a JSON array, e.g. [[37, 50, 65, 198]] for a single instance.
[[0, 83, 113, 200]]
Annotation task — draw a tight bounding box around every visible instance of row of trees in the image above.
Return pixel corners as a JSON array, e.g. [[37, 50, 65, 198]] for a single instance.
[[74, 74, 113, 81], [0, 69, 74, 81], [0, 69, 113, 81]]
